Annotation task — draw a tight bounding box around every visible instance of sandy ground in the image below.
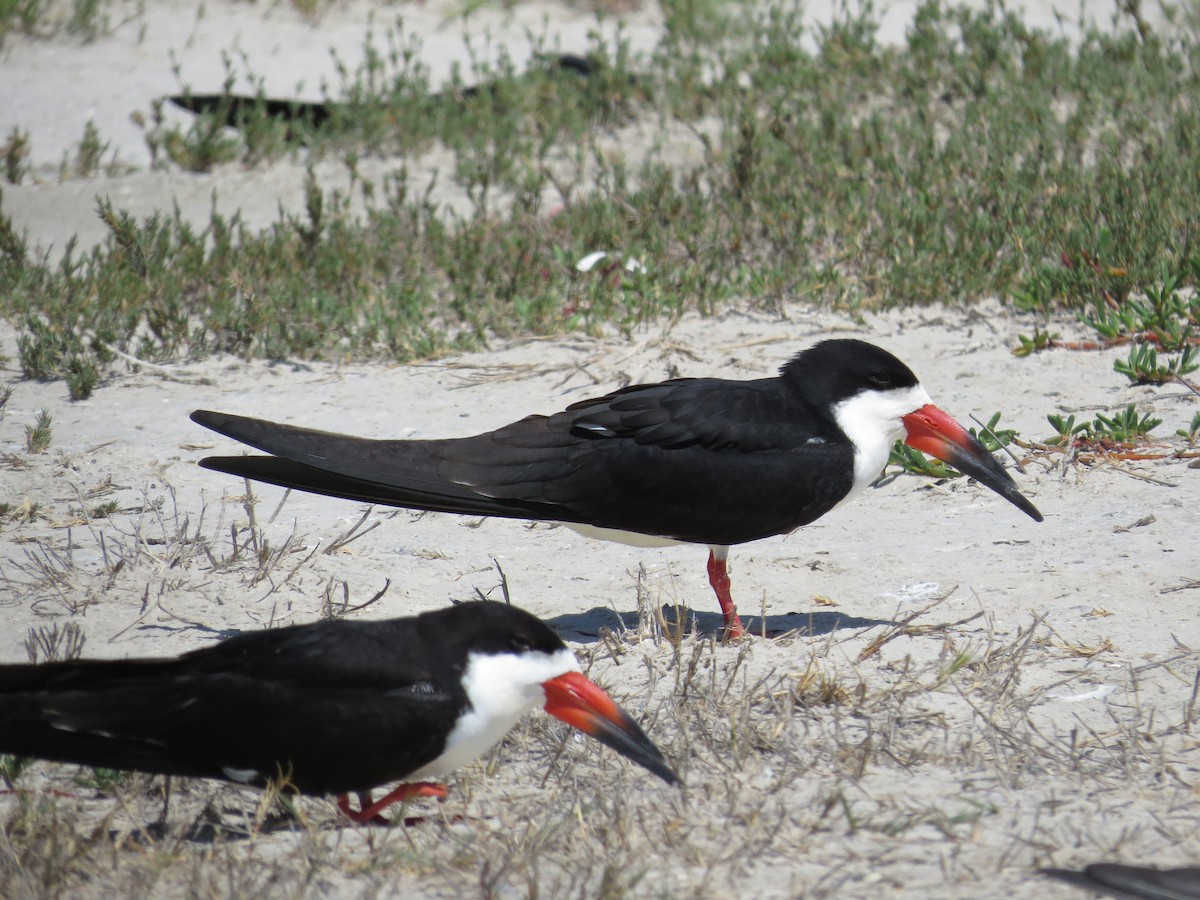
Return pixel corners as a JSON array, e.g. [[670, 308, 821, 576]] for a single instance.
[[1, 304, 1198, 897], [3, 300, 1199, 661], [1, 2, 1198, 898]]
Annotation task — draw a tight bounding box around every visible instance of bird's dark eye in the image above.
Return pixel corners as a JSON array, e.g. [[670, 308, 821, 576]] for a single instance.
[[509, 634, 534, 653], [868, 372, 892, 387]]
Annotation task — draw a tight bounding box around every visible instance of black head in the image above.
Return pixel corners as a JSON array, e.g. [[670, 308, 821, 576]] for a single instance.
[[415, 601, 568, 663], [426, 602, 679, 785], [779, 339, 921, 409]]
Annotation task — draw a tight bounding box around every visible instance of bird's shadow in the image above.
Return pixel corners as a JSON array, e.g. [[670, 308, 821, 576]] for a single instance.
[[115, 807, 443, 844], [134, 623, 245, 641], [548, 605, 891, 642], [115, 810, 302, 845]]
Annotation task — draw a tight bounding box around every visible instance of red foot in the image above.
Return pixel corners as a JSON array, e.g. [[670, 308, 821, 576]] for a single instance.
[[706, 550, 746, 638], [336, 782, 449, 825]]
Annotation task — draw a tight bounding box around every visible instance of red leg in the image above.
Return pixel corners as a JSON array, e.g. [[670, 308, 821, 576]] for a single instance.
[[337, 782, 448, 825], [338, 792, 384, 825], [706, 549, 745, 638]]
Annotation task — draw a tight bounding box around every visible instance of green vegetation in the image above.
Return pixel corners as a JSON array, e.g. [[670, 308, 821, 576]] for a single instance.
[[0, 0, 115, 43], [1178, 410, 1200, 443], [3, 127, 30, 185], [3, 3, 1200, 401], [72, 767, 131, 792], [23, 407, 51, 453], [0, 753, 32, 787], [1046, 404, 1163, 445], [71, 120, 110, 178], [1016, 261, 1200, 383], [0, 0, 45, 40]]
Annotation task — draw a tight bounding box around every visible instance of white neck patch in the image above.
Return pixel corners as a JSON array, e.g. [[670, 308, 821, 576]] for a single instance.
[[831, 383, 931, 504], [407, 646, 580, 780]]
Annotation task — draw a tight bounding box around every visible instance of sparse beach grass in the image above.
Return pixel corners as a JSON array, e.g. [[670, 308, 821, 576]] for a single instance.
[[0, 498, 1192, 898]]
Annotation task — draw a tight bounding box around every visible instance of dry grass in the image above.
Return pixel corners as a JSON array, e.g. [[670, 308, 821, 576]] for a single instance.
[[1, 506, 1196, 899]]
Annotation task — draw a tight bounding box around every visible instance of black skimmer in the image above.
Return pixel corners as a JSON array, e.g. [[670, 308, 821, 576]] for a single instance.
[[1041, 862, 1200, 899], [0, 601, 677, 824], [191, 339, 1042, 637]]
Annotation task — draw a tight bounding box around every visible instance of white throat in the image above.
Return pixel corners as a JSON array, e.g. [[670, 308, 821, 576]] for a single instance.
[[408, 646, 580, 779], [831, 383, 931, 503]]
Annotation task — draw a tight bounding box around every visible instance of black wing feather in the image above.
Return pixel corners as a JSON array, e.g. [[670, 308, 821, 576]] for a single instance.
[[192, 376, 853, 546], [0, 618, 461, 794]]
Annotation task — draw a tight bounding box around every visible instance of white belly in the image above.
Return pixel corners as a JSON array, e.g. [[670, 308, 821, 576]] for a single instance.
[[562, 522, 685, 548]]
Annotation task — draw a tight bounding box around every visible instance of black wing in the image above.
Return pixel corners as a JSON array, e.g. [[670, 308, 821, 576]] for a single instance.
[[192, 376, 854, 546], [0, 619, 460, 795]]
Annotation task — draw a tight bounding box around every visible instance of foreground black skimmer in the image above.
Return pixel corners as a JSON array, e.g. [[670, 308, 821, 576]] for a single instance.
[[1042, 862, 1200, 899], [0, 601, 676, 824], [192, 339, 1042, 637]]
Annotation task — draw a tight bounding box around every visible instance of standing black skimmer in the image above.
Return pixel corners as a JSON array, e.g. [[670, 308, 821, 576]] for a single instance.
[[0, 601, 677, 824], [191, 339, 1042, 637]]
